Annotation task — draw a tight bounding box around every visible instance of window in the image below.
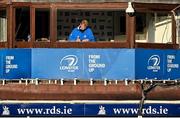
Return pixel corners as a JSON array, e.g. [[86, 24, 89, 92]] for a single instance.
[[15, 7, 30, 42], [0, 8, 7, 42], [35, 8, 50, 42], [135, 12, 172, 44], [176, 9, 180, 45], [57, 10, 126, 42]]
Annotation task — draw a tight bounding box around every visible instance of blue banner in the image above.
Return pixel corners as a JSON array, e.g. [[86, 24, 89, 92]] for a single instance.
[[0, 103, 84, 117], [0, 48, 179, 80], [135, 49, 164, 80], [0, 103, 180, 117], [31, 49, 84, 79], [83, 49, 135, 80], [0, 49, 4, 78], [2, 49, 31, 79], [164, 50, 180, 80], [32, 49, 135, 80], [135, 49, 180, 80]]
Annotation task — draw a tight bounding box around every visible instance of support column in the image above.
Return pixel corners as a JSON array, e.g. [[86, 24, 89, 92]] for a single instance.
[[126, 14, 135, 48]]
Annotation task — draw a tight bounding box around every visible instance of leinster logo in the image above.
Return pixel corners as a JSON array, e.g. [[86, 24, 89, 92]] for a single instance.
[[147, 55, 160, 72], [59, 55, 78, 72]]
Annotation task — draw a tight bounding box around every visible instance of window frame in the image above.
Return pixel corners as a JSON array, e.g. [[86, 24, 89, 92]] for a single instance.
[[53, 3, 131, 48], [10, 2, 178, 49], [12, 3, 32, 48], [134, 3, 179, 49], [0, 6, 8, 48]]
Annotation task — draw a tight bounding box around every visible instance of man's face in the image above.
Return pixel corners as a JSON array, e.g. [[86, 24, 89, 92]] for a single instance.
[[80, 23, 86, 30]]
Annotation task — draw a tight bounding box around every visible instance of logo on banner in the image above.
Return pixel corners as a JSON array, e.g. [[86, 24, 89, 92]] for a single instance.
[[1, 106, 10, 116], [98, 106, 106, 115], [147, 55, 160, 72], [59, 55, 78, 72]]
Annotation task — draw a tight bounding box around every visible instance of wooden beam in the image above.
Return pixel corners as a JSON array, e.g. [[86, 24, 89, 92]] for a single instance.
[[134, 3, 178, 12], [126, 14, 135, 48], [54, 2, 127, 10], [172, 13, 176, 45], [53, 42, 129, 48], [53, 3, 57, 43], [30, 6, 35, 47], [135, 43, 179, 49], [50, 4, 55, 43], [7, 5, 13, 48], [12, 6, 15, 47]]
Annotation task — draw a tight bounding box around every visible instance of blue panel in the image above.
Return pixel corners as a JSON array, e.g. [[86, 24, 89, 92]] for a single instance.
[[0, 103, 180, 117], [164, 49, 180, 80], [31, 48, 84, 79], [0, 104, 84, 116], [83, 49, 135, 80], [3, 49, 31, 79], [1, 48, 178, 80], [135, 49, 164, 80], [32, 48, 135, 80], [0, 49, 4, 79], [85, 104, 180, 117]]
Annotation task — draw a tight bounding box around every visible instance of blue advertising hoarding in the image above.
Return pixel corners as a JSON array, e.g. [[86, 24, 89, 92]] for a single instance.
[[32, 49, 135, 80], [164, 50, 180, 80], [83, 49, 135, 80], [31, 49, 84, 79], [0, 103, 180, 117], [2, 49, 31, 79], [0, 49, 4, 78], [135, 49, 180, 80], [135, 49, 164, 80], [0, 48, 179, 80]]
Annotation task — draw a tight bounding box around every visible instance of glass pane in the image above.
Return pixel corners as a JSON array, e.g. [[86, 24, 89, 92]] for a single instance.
[[15, 7, 30, 41], [35, 8, 50, 42], [135, 12, 172, 44], [0, 8, 7, 42], [57, 10, 126, 42], [176, 9, 180, 46]]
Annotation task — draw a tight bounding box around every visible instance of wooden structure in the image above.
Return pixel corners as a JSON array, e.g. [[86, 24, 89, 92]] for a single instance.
[[0, 0, 179, 49], [0, 0, 180, 100]]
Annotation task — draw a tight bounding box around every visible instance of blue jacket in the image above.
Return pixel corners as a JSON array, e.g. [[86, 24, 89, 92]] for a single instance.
[[68, 27, 95, 42]]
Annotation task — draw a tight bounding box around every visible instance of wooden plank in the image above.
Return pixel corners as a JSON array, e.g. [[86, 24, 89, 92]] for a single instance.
[[126, 14, 135, 48], [10, 0, 180, 4], [53, 42, 129, 48], [135, 43, 179, 49], [134, 3, 179, 12]]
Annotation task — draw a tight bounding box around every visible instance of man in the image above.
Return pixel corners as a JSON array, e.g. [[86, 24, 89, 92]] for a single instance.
[[68, 20, 95, 42]]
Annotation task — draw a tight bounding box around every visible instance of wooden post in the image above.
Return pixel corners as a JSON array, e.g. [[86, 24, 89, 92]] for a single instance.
[[50, 4, 56, 44], [7, 5, 13, 48], [126, 14, 135, 48], [172, 13, 177, 46], [30, 6, 35, 47]]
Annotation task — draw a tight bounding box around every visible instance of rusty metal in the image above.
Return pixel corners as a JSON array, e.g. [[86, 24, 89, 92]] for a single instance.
[[0, 81, 179, 100]]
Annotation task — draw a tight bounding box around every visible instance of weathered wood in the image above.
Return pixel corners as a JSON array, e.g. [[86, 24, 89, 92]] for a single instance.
[[134, 3, 179, 12], [135, 43, 179, 49], [10, 0, 180, 4], [126, 14, 135, 48]]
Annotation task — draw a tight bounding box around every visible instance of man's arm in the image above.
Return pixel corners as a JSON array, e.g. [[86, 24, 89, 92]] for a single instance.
[[68, 28, 78, 41]]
